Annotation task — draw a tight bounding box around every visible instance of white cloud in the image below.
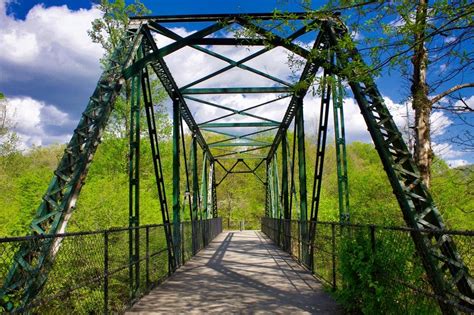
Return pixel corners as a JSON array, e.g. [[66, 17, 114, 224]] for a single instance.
[[6, 96, 72, 148], [351, 30, 363, 41], [439, 63, 447, 73], [446, 159, 469, 168], [388, 18, 405, 28], [444, 36, 456, 43], [1, 2, 470, 166], [433, 141, 464, 159], [454, 95, 474, 111], [0, 2, 104, 81], [431, 111, 452, 137]]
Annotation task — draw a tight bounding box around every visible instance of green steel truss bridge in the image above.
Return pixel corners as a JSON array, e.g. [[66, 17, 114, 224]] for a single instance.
[[0, 12, 472, 314]]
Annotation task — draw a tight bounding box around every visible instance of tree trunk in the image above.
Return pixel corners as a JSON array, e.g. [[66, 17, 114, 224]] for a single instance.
[[411, 0, 432, 188]]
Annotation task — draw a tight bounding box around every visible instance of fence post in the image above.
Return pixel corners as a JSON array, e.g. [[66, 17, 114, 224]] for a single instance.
[[181, 223, 185, 266], [146, 226, 150, 289], [298, 221, 301, 262], [370, 225, 376, 253], [331, 223, 336, 290], [103, 230, 109, 315]]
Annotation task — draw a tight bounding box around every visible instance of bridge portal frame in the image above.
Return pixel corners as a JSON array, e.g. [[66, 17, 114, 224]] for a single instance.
[[0, 11, 472, 314]]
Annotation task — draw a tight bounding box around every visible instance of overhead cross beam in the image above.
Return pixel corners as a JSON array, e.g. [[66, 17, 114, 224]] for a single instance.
[[1, 11, 472, 314], [189, 95, 288, 125], [147, 22, 292, 89], [140, 27, 215, 161]]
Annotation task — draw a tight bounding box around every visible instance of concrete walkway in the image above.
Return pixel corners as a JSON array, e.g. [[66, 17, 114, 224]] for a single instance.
[[127, 230, 341, 314]]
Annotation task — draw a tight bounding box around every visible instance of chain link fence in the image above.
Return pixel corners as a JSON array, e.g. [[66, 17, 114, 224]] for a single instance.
[[0, 218, 222, 313], [261, 217, 473, 314], [223, 220, 261, 231]]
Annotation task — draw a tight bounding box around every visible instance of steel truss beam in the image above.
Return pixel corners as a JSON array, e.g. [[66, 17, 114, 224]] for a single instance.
[[265, 161, 270, 217], [139, 27, 214, 161], [266, 29, 327, 161], [309, 67, 332, 249], [201, 152, 209, 219], [184, 95, 283, 125], [191, 136, 199, 254], [128, 63, 141, 297], [182, 87, 293, 94], [324, 18, 473, 314], [141, 66, 176, 272], [172, 99, 182, 265], [281, 132, 290, 251], [130, 12, 312, 22], [332, 75, 350, 223], [2, 12, 471, 314], [146, 22, 292, 89], [203, 127, 278, 145], [124, 21, 231, 79], [214, 158, 265, 187], [211, 162, 218, 218], [0, 27, 145, 311], [295, 101, 309, 265]]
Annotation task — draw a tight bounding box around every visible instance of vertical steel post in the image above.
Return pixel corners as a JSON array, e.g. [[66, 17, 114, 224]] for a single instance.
[[272, 155, 280, 221], [209, 161, 216, 218], [327, 24, 472, 310], [309, 68, 331, 228], [201, 152, 208, 245], [129, 71, 141, 297], [145, 226, 150, 288], [180, 119, 193, 225], [141, 65, 176, 272], [281, 132, 290, 251], [296, 99, 309, 266], [211, 161, 218, 218], [268, 157, 277, 219], [274, 155, 281, 246], [289, 122, 297, 220], [265, 160, 270, 217], [201, 152, 208, 219], [331, 223, 336, 290], [103, 230, 109, 315], [172, 98, 181, 265], [309, 68, 332, 269], [191, 136, 199, 255], [191, 136, 199, 221], [332, 75, 350, 223], [268, 159, 273, 217], [181, 223, 185, 265]]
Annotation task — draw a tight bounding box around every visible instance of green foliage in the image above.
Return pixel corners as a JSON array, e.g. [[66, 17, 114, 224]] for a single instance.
[[337, 228, 438, 314], [431, 159, 474, 230], [0, 93, 20, 157], [1, 139, 471, 237], [88, 0, 150, 62], [0, 134, 471, 313]]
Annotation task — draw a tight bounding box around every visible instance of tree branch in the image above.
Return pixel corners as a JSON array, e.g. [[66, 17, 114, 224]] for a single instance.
[[430, 83, 474, 104]]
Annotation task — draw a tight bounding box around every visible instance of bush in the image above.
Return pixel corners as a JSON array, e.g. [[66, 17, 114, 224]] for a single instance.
[[337, 228, 437, 314]]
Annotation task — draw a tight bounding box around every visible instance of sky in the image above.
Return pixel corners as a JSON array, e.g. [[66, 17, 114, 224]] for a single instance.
[[0, 0, 472, 167]]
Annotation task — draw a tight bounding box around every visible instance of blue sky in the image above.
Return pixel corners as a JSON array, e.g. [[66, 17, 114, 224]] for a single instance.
[[0, 0, 472, 166], [7, 0, 312, 18]]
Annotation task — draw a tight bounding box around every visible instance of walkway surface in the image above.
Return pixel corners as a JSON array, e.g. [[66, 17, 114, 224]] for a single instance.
[[127, 230, 341, 314]]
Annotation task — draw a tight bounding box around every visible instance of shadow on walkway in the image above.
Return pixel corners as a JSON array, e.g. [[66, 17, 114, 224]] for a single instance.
[[127, 230, 341, 314]]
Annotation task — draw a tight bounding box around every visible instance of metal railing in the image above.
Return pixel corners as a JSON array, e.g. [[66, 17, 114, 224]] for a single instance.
[[0, 218, 222, 313], [261, 217, 473, 314], [223, 220, 261, 231]]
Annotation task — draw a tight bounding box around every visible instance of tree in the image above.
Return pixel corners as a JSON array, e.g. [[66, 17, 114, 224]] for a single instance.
[[0, 93, 19, 157], [312, 0, 474, 187], [88, 0, 150, 63], [87, 0, 171, 170], [88, 0, 152, 138]]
